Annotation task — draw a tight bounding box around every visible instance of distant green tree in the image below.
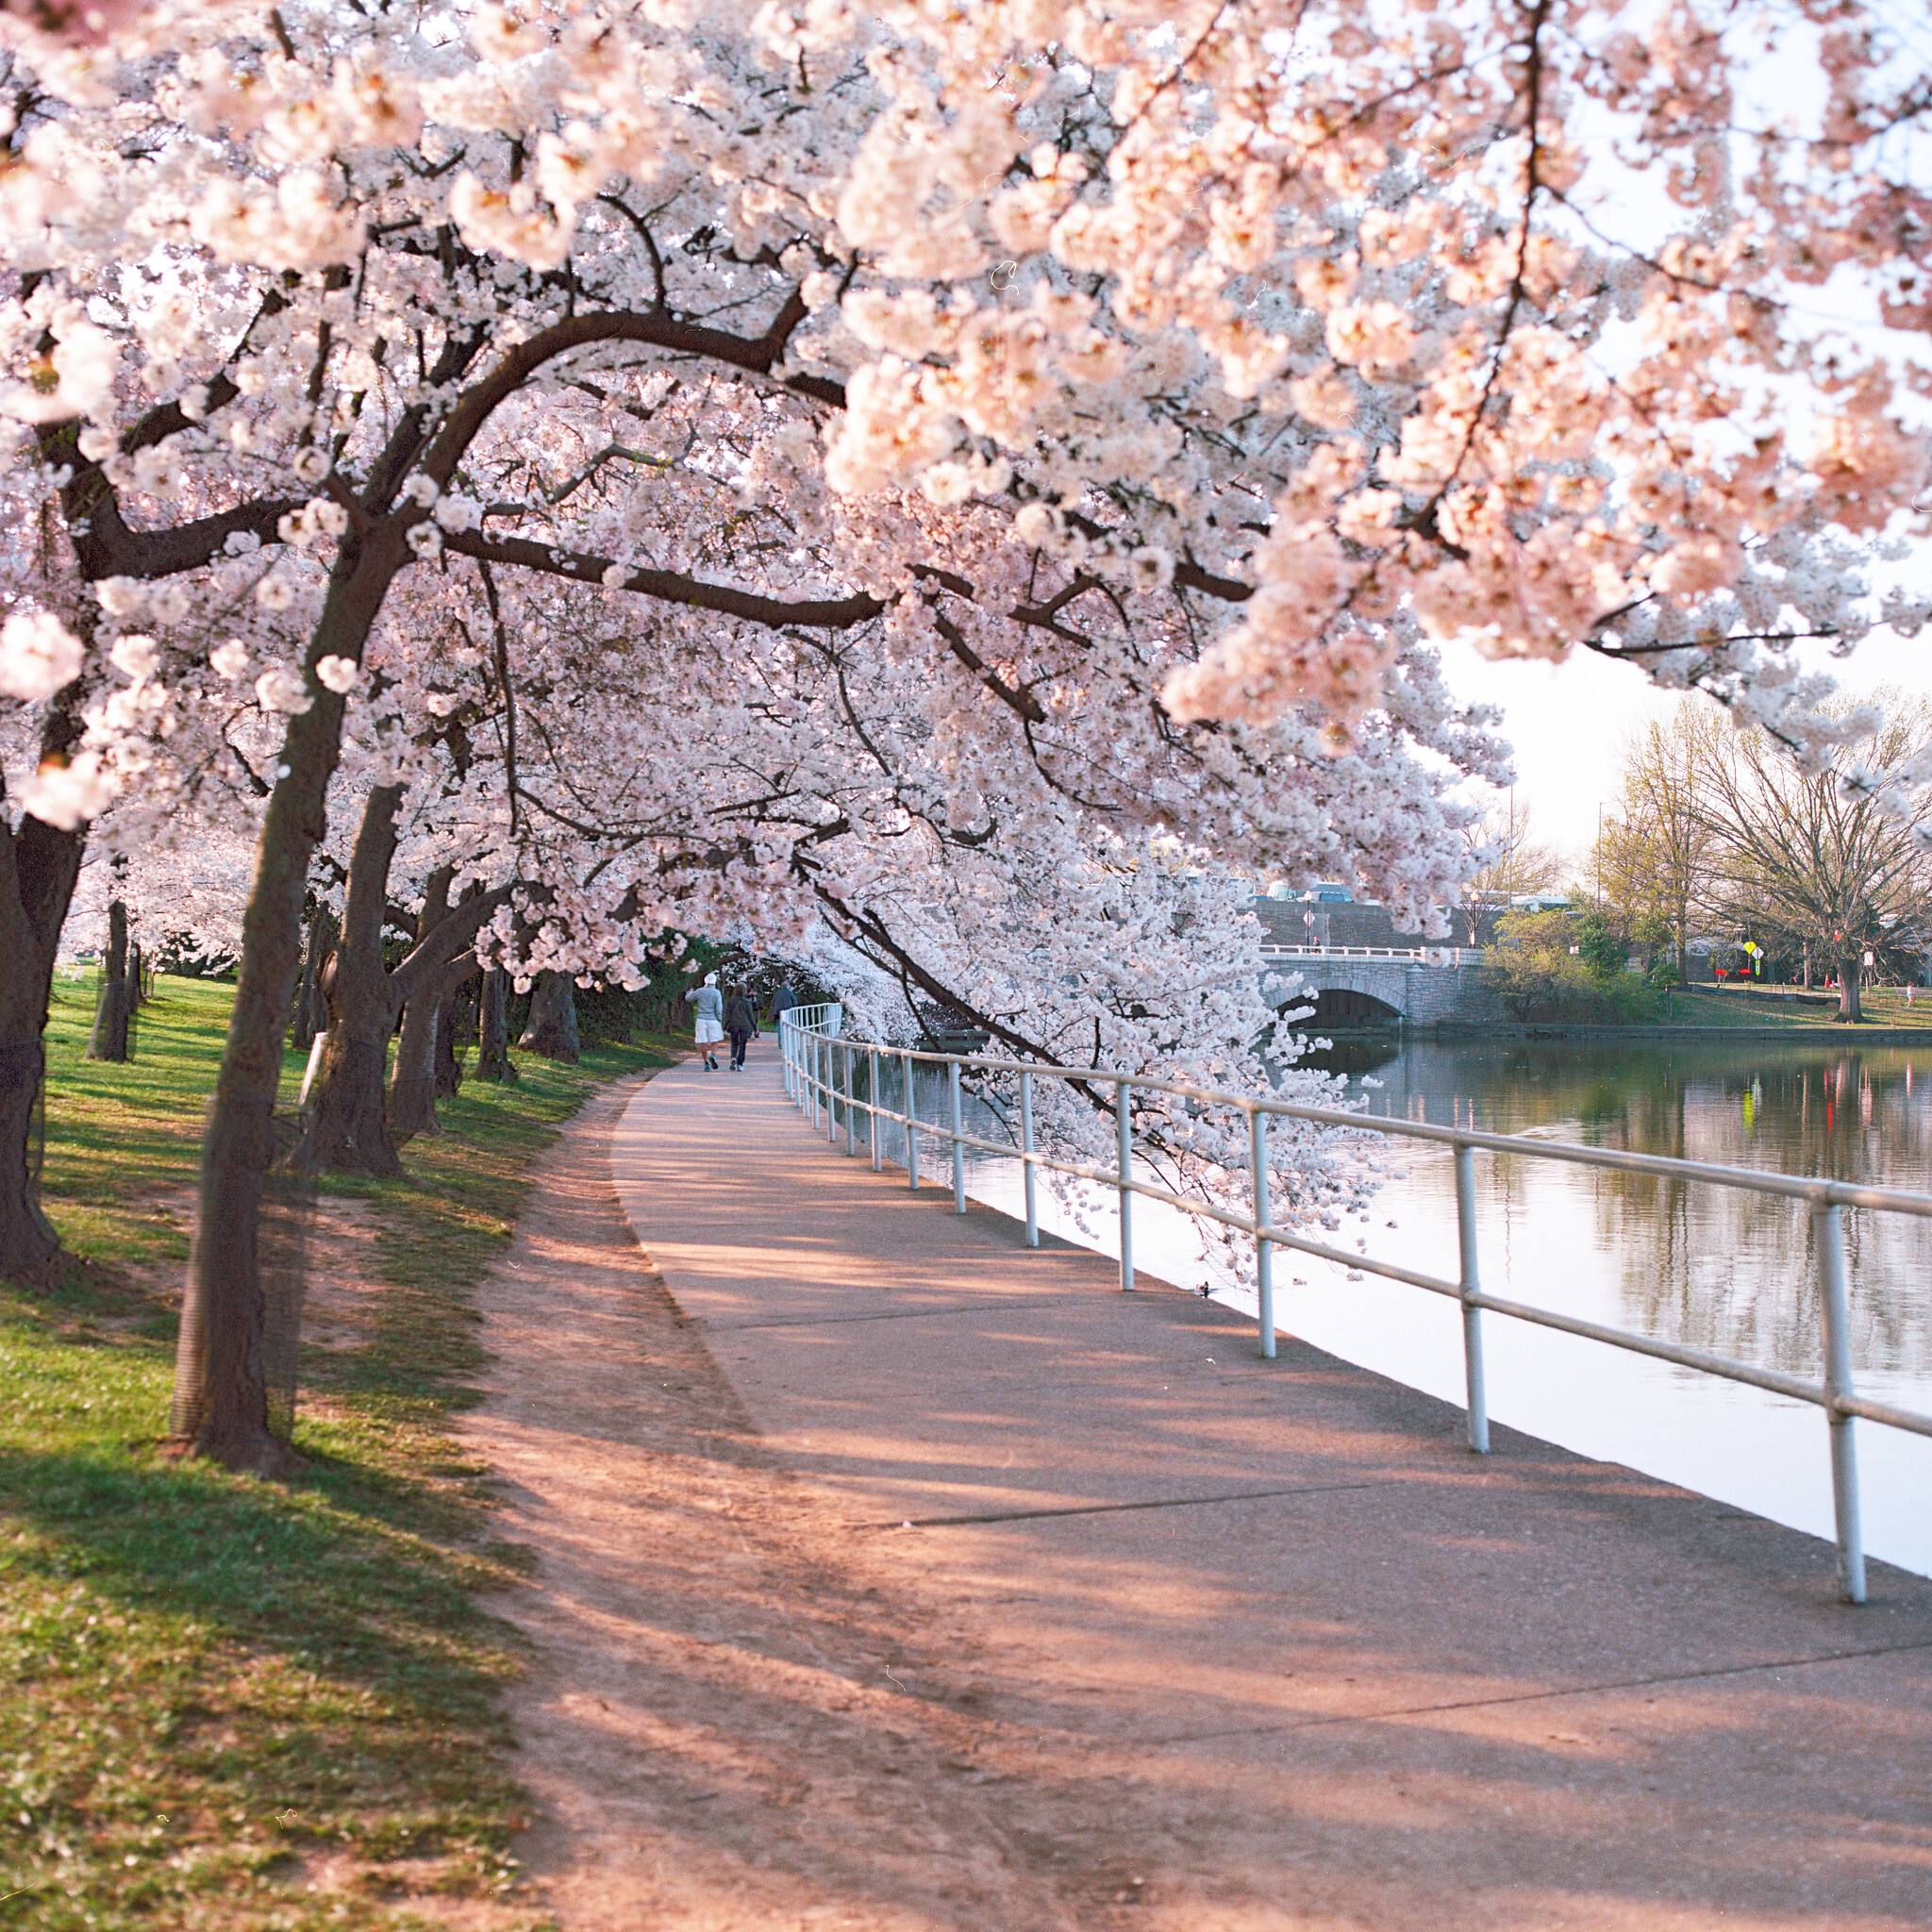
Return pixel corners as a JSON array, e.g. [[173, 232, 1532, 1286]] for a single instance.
[[1592, 708, 1725, 979], [1483, 910, 1593, 1018], [1574, 909, 1627, 982]]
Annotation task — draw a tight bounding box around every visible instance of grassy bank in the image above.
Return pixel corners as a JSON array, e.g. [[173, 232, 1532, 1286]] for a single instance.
[[1, 975, 673, 1931], [1656, 985, 1932, 1030]]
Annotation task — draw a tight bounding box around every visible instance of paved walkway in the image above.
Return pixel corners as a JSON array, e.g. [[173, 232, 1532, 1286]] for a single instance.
[[610, 1051, 1932, 1928]]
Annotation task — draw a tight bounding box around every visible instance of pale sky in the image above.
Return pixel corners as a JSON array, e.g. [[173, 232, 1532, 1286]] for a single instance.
[[1439, 623, 1932, 876]]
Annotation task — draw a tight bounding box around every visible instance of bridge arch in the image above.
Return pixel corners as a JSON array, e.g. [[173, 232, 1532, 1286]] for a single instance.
[[1259, 950, 1502, 1028], [1295, 986, 1403, 1026]]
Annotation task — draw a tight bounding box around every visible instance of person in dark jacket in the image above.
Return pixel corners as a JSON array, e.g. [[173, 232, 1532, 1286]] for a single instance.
[[723, 987, 757, 1071]]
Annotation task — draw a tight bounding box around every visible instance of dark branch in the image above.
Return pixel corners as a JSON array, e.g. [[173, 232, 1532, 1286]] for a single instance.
[[418, 299, 840, 491], [439, 527, 886, 630]]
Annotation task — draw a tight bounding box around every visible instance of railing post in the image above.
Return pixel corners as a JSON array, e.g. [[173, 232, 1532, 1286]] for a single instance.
[[826, 1038, 838, 1142], [1814, 1202, 1867, 1605], [844, 1042, 858, 1155], [1250, 1107, 1274, 1359], [1117, 1078, 1134, 1291], [905, 1050, 919, 1190], [1456, 1142, 1488, 1453], [809, 1032, 821, 1130], [869, 1046, 881, 1170], [949, 1060, 966, 1213], [1020, 1067, 1039, 1247]]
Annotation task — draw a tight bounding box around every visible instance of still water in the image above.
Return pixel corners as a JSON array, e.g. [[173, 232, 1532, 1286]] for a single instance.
[[862, 1040, 1932, 1579]]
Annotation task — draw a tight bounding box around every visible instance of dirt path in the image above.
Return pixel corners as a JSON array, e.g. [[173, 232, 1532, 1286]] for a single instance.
[[463, 1056, 1932, 1932], [460, 1074, 1142, 1931]]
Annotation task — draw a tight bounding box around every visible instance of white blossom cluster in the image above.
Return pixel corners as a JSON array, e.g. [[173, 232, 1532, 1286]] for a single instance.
[[0, 0, 1924, 1223]]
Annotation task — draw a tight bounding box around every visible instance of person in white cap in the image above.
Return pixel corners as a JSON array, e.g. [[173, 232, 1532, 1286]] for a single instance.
[[692, 972, 725, 1071]]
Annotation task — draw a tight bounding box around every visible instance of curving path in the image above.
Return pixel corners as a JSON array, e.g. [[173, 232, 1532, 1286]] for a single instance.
[[466, 1048, 1932, 1930]]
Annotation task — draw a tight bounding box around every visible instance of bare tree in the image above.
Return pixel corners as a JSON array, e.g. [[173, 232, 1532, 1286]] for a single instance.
[[1458, 796, 1565, 945], [1595, 708, 1726, 978], [1696, 694, 1932, 1022]]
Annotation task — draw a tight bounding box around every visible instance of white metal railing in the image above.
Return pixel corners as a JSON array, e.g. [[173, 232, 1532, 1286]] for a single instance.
[[778, 1005, 1932, 1606], [1257, 944, 1484, 965]]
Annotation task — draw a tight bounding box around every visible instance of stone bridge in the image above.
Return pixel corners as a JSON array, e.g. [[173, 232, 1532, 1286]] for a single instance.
[[1257, 948, 1505, 1027]]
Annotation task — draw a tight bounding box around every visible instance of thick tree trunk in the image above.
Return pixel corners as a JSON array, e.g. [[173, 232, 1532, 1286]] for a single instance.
[[175, 532, 404, 1470], [388, 982, 442, 1145], [85, 899, 130, 1061], [476, 966, 518, 1082], [384, 863, 453, 1148], [291, 785, 407, 1176], [0, 1041, 56, 1278], [386, 876, 505, 1143], [518, 970, 580, 1060], [128, 941, 146, 1008], [390, 954, 489, 1141], [1838, 952, 1862, 1023], [0, 706, 90, 1281]]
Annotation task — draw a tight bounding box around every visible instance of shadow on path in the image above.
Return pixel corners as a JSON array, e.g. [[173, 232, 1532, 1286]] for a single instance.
[[468, 1055, 1932, 1930]]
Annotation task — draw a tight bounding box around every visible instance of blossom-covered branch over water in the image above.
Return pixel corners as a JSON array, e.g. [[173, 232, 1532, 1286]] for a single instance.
[[0, 0, 1924, 1460]]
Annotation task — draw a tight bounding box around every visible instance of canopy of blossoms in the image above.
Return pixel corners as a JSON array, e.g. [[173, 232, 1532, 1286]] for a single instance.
[[0, 0, 1924, 1461]]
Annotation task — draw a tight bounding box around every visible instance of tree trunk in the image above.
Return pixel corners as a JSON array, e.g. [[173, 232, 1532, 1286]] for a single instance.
[[291, 785, 407, 1176], [476, 966, 518, 1082], [175, 530, 405, 1470], [0, 1040, 56, 1279], [388, 979, 443, 1145], [128, 941, 146, 1008], [436, 973, 475, 1097], [85, 899, 130, 1062], [1838, 952, 1862, 1023], [518, 970, 580, 1060], [292, 908, 331, 1052], [384, 863, 455, 1148], [0, 705, 89, 1281]]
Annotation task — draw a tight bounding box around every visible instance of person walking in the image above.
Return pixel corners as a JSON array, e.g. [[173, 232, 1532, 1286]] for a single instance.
[[724, 987, 757, 1071], [692, 972, 725, 1071], [771, 983, 797, 1030]]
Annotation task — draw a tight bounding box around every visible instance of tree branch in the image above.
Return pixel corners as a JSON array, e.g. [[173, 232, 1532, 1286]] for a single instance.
[[416, 300, 840, 493], [439, 527, 885, 630]]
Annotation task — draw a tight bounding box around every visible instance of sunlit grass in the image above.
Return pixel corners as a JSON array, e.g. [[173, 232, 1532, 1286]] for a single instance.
[[2, 975, 674, 1929], [1665, 983, 1932, 1029]]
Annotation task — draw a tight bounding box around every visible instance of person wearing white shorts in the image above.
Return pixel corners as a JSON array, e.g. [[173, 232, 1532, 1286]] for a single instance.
[[692, 972, 725, 1071]]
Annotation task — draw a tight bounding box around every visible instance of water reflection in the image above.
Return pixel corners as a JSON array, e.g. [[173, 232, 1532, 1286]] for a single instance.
[[1287, 1038, 1932, 1576], [1321, 1041, 1932, 1385], [858, 1037, 1932, 1578]]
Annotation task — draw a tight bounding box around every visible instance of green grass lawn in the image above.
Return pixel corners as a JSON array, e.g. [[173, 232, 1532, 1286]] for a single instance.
[[1, 975, 675, 1930], [1661, 983, 1932, 1029]]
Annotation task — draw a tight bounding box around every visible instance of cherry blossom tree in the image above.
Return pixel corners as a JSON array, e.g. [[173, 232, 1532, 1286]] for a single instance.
[[1, 0, 1925, 1471], [813, 0, 1930, 734]]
